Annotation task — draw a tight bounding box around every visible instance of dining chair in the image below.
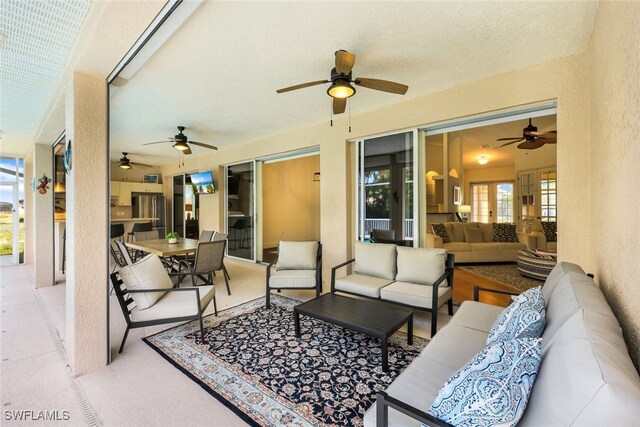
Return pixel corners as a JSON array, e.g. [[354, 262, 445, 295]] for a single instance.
[[183, 229, 216, 267], [110, 223, 125, 242], [131, 230, 160, 262], [211, 232, 231, 281], [371, 229, 396, 242], [229, 219, 249, 250], [177, 240, 231, 295], [127, 222, 153, 242]]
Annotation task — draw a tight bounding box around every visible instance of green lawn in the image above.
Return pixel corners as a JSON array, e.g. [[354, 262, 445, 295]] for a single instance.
[[0, 213, 24, 256]]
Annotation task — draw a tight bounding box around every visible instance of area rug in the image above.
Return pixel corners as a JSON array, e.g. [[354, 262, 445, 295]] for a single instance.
[[458, 263, 542, 292], [144, 294, 428, 427]]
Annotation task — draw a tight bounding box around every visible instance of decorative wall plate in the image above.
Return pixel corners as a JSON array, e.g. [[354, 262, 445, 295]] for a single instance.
[[63, 140, 72, 174]]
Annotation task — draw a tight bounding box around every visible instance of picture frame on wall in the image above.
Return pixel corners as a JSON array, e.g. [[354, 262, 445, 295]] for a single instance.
[[453, 186, 462, 205], [143, 174, 159, 184]]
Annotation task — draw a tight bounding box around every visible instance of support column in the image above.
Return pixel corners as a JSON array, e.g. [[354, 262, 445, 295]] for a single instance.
[[33, 144, 54, 287], [65, 72, 108, 375]]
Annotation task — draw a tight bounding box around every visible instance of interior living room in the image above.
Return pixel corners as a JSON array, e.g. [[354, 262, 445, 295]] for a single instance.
[[2, 1, 640, 426]]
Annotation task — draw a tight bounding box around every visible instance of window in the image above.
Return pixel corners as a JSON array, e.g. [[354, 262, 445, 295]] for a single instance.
[[496, 183, 514, 223], [472, 182, 514, 223], [540, 170, 557, 222], [471, 184, 489, 223]]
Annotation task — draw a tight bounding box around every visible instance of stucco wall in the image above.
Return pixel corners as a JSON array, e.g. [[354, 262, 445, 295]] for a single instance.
[[588, 1, 640, 369]]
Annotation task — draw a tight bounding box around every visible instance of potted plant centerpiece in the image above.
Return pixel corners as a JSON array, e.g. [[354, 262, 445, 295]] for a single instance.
[[166, 232, 179, 244]]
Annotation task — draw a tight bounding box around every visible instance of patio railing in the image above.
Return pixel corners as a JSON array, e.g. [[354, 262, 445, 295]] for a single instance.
[[364, 219, 414, 239]]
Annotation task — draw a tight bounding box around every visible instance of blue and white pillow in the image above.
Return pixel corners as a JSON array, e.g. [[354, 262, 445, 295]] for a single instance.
[[486, 287, 546, 346], [428, 338, 542, 427]]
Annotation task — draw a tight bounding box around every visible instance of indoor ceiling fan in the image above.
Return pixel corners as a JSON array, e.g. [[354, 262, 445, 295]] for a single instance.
[[143, 126, 218, 154], [276, 50, 409, 114], [496, 118, 557, 150], [118, 152, 152, 170]]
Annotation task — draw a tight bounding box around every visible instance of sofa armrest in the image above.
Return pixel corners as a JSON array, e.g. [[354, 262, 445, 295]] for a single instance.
[[473, 285, 520, 301], [426, 233, 443, 249], [330, 258, 355, 293], [516, 232, 537, 250], [375, 392, 453, 427]]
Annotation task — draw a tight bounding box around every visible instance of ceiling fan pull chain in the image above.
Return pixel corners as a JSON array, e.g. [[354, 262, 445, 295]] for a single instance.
[[330, 98, 333, 127], [348, 99, 351, 133]]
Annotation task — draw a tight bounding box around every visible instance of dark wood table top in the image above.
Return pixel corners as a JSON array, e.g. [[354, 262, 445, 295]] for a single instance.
[[126, 238, 199, 257], [294, 293, 413, 338]]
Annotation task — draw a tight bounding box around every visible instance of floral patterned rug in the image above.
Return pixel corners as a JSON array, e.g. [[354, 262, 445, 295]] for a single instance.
[[144, 294, 428, 427], [458, 263, 542, 292]]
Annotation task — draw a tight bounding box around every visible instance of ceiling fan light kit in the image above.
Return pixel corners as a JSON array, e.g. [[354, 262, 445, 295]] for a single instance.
[[173, 140, 190, 151], [477, 155, 489, 165], [327, 78, 355, 99]]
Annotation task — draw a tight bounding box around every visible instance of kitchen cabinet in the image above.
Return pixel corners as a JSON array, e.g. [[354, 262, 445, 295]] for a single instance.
[[131, 183, 163, 193], [118, 182, 132, 206], [110, 181, 120, 197]]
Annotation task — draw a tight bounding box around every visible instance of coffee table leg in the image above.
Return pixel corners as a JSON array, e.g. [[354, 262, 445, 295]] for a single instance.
[[294, 311, 301, 338], [382, 339, 388, 372], [407, 314, 413, 346]]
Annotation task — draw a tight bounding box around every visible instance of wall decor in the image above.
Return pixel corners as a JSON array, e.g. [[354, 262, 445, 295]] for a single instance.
[[63, 139, 72, 174], [453, 186, 462, 205], [143, 174, 159, 184], [33, 174, 51, 195]]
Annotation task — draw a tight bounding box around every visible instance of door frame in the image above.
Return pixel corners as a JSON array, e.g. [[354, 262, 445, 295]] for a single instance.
[[0, 182, 20, 265], [224, 160, 257, 262], [470, 180, 516, 223]]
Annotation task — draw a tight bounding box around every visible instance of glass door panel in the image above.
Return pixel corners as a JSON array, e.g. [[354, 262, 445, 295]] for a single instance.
[[226, 162, 255, 260], [471, 182, 514, 223], [0, 183, 19, 265]]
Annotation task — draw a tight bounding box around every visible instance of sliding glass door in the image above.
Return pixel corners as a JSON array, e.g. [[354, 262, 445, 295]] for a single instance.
[[225, 161, 255, 260]]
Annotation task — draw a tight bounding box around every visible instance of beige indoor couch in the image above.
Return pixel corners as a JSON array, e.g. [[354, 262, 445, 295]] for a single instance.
[[426, 221, 531, 263]]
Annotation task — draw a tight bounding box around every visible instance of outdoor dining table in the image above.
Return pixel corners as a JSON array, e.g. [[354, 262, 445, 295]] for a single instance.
[[125, 238, 199, 258]]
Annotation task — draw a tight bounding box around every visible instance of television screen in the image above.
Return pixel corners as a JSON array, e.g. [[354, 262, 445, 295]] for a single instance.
[[190, 171, 215, 194]]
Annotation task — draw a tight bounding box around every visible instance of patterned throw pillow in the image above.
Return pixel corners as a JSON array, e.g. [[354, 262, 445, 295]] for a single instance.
[[541, 221, 557, 242], [493, 223, 518, 243], [428, 338, 542, 427], [431, 223, 450, 243], [486, 287, 546, 346]]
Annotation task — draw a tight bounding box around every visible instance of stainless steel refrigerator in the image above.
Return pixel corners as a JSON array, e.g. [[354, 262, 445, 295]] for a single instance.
[[132, 194, 167, 238]]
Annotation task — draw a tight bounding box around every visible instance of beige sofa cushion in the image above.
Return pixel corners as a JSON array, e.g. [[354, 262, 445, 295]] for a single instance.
[[380, 281, 451, 310], [130, 285, 214, 322], [449, 223, 467, 242], [542, 261, 585, 303], [442, 242, 471, 252], [354, 242, 396, 280], [334, 273, 393, 298], [477, 222, 493, 242], [463, 227, 484, 243], [269, 270, 316, 289], [119, 254, 173, 310], [276, 241, 317, 270], [395, 247, 446, 286]]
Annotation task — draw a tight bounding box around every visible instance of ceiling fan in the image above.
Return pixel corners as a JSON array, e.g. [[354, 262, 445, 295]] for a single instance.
[[276, 50, 409, 114], [143, 126, 218, 154], [496, 118, 557, 150], [118, 152, 152, 170]]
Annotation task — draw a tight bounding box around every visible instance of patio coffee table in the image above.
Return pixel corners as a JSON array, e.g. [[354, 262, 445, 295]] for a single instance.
[[293, 293, 413, 372]]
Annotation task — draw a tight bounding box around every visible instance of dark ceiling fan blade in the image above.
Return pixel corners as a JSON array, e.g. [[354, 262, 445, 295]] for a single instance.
[[335, 50, 356, 75], [496, 137, 523, 141], [497, 139, 524, 148], [518, 140, 545, 150], [528, 130, 557, 137], [537, 138, 557, 144], [276, 80, 329, 93], [333, 97, 346, 114], [189, 141, 218, 150], [143, 140, 172, 145], [130, 162, 153, 168], [183, 146, 192, 155], [354, 77, 408, 95]]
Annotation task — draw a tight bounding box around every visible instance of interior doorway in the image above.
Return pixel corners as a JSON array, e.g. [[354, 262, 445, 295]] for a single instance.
[[260, 154, 320, 264]]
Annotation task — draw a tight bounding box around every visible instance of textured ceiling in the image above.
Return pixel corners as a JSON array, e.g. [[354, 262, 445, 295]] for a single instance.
[[109, 1, 597, 164], [0, 0, 91, 155]]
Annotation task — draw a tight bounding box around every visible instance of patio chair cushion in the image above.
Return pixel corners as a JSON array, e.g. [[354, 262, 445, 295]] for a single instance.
[[119, 254, 173, 310], [380, 281, 452, 310], [395, 247, 446, 286], [334, 273, 394, 298], [131, 285, 215, 322], [269, 270, 316, 289], [354, 242, 397, 280], [276, 241, 318, 270]]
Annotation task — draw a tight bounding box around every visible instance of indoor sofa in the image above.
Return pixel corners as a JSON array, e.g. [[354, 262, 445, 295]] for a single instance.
[[331, 242, 454, 337], [426, 222, 530, 263], [365, 261, 640, 426]]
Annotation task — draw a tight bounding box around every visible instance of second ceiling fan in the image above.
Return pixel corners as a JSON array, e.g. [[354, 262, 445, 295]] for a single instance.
[[144, 126, 218, 154], [276, 50, 409, 114], [496, 118, 557, 150]]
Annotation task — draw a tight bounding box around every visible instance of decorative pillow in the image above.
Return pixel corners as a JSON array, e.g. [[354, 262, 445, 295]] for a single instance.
[[431, 223, 450, 243], [428, 338, 542, 427], [450, 223, 467, 242], [354, 241, 397, 280], [276, 241, 318, 270], [395, 247, 447, 286], [493, 223, 518, 243], [486, 287, 546, 346], [119, 254, 173, 310], [463, 227, 484, 243], [541, 221, 557, 242], [477, 222, 493, 242]]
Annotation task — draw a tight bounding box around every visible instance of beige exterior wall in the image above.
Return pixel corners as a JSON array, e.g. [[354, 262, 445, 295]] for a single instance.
[[262, 155, 321, 249], [588, 1, 640, 369], [33, 144, 54, 288], [160, 52, 590, 291]]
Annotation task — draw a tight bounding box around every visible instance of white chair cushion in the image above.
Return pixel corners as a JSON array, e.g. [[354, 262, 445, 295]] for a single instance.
[[395, 247, 446, 286], [276, 241, 318, 270], [334, 273, 394, 298], [130, 285, 215, 322], [542, 261, 585, 304], [380, 281, 451, 310], [269, 270, 316, 289], [448, 300, 504, 333], [119, 254, 173, 310], [354, 242, 397, 280]]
